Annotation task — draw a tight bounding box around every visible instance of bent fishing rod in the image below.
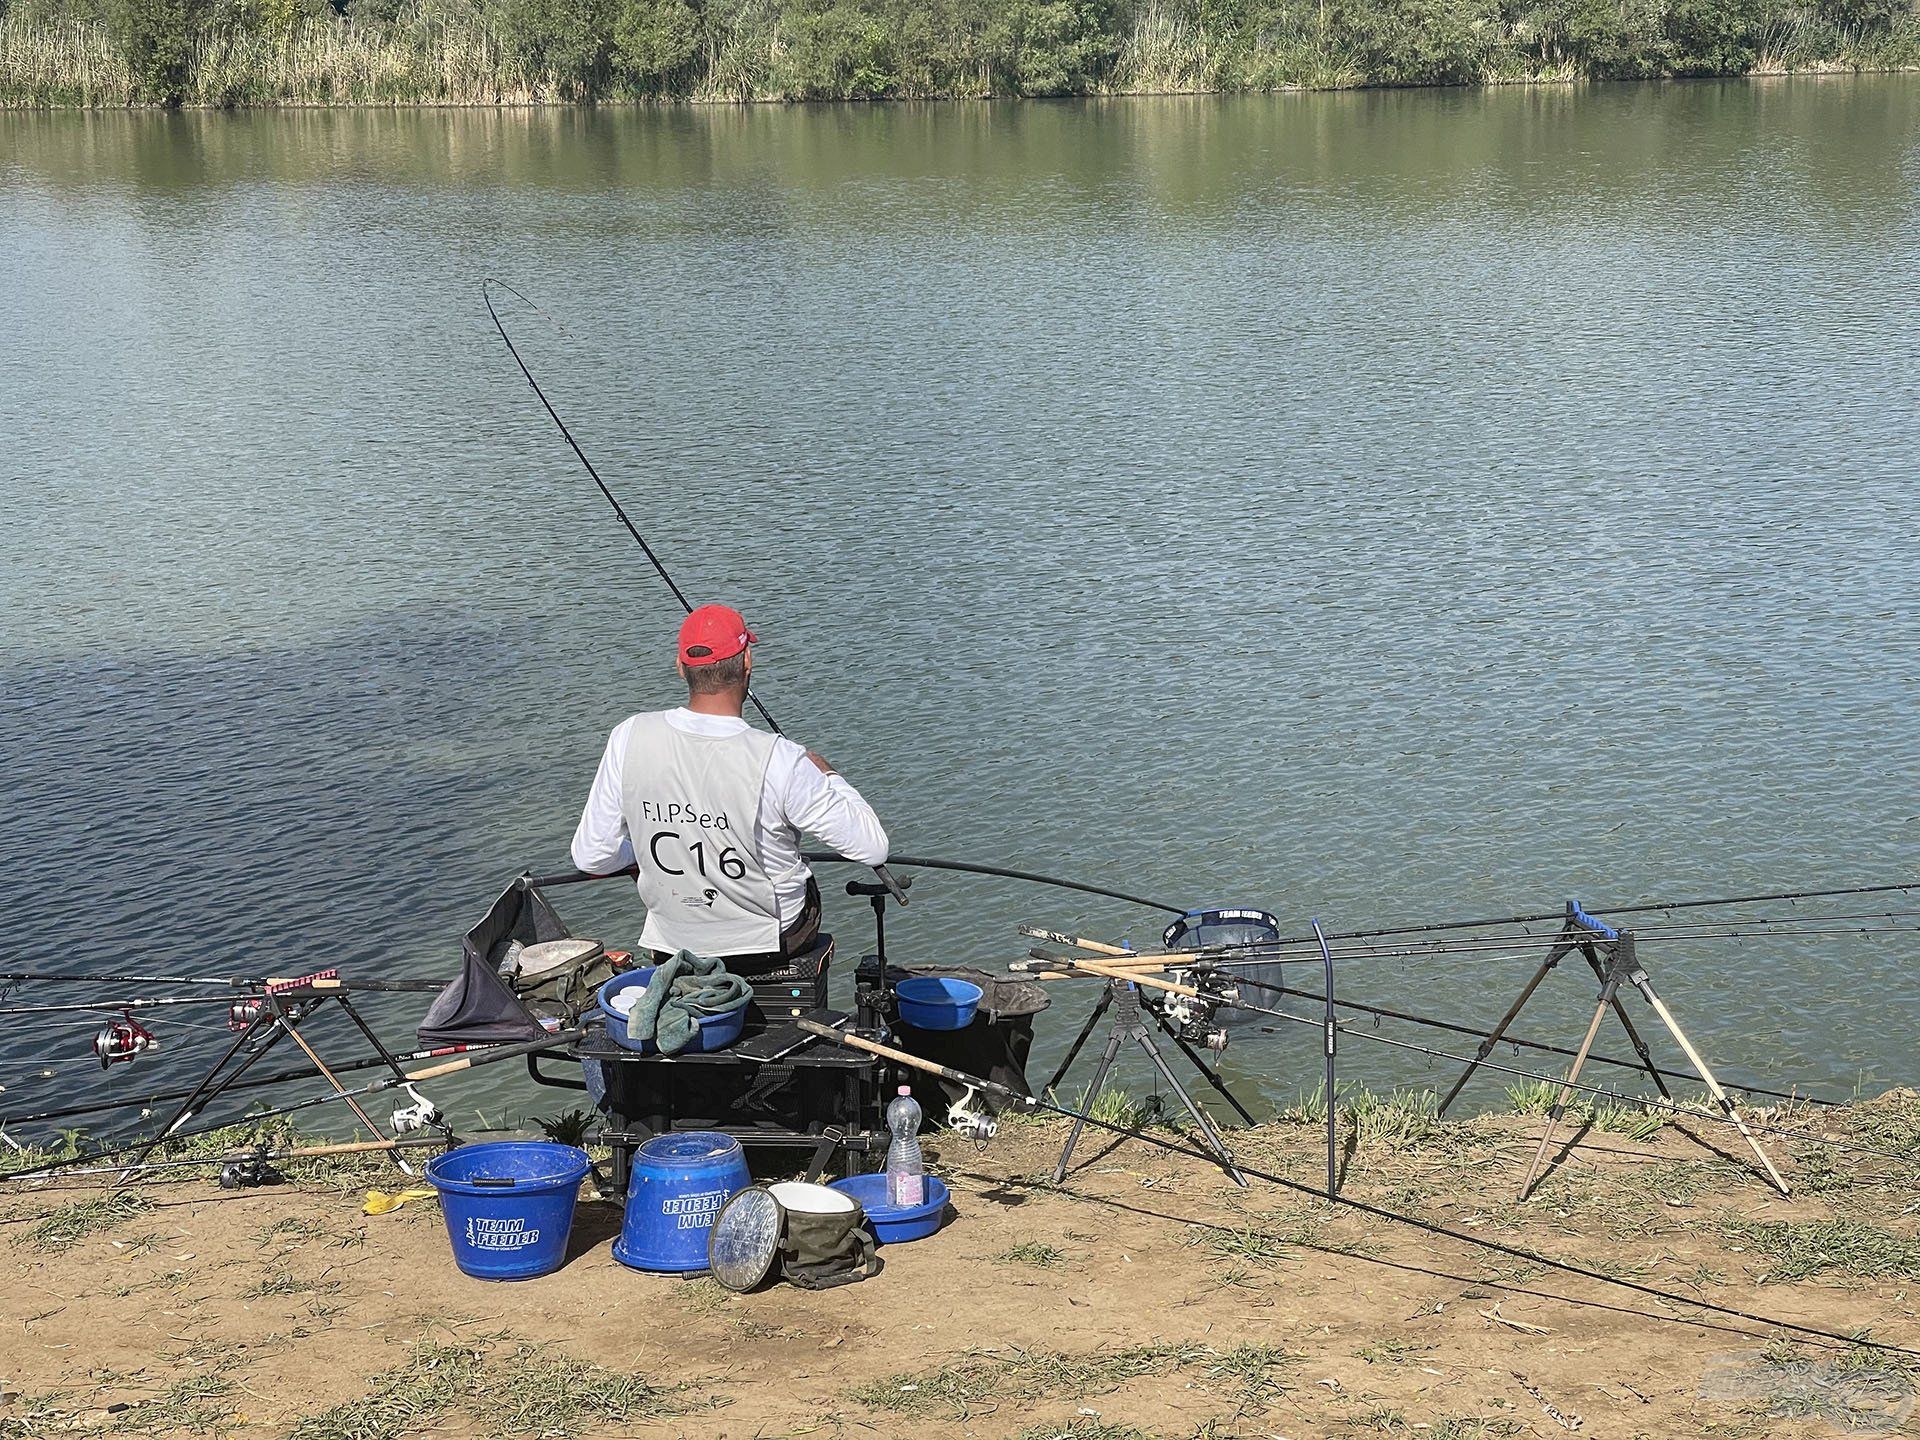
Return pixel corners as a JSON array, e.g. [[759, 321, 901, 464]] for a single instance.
[[798, 1020, 1918, 1359], [481, 278, 908, 906]]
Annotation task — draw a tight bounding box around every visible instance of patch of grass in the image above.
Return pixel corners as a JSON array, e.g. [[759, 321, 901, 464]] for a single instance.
[[115, 1372, 240, 1434], [1356, 1339, 1429, 1365], [1011, 1422, 1162, 1440], [999, 1241, 1068, 1268], [475, 1341, 723, 1430], [1723, 1218, 1920, 1282], [257, 1216, 325, 1242], [288, 1334, 719, 1440], [1201, 1342, 1296, 1407], [246, 1270, 339, 1299], [852, 1342, 1208, 1420], [1431, 1421, 1522, 1439], [19, 1193, 157, 1254], [1590, 1101, 1665, 1141], [1505, 1082, 1663, 1140], [532, 1108, 596, 1147], [289, 1339, 484, 1440], [1504, 1080, 1556, 1117], [1282, 1081, 1331, 1124], [1079, 1087, 1151, 1129], [1843, 1091, 1920, 1153], [675, 1277, 731, 1317], [1344, 1088, 1441, 1151], [1193, 1224, 1294, 1268]]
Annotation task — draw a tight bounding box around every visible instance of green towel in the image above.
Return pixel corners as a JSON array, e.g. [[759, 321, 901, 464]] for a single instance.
[[626, 950, 751, 1056]]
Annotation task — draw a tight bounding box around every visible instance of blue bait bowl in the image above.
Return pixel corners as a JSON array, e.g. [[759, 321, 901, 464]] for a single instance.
[[614, 1131, 751, 1273], [829, 1173, 951, 1243], [894, 976, 982, 1031], [597, 968, 747, 1054]]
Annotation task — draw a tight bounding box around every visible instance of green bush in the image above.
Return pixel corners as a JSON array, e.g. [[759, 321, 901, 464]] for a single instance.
[[486, 0, 613, 93], [1813, 0, 1907, 30], [1332, 0, 1500, 81], [1663, 0, 1763, 67], [111, 0, 198, 100], [774, 0, 896, 95], [1520, 0, 1670, 75], [988, 0, 1120, 93], [611, 0, 701, 88]]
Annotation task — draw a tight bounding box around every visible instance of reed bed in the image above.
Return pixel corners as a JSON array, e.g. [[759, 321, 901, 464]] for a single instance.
[[0, 17, 130, 105], [1, 0, 1916, 107]]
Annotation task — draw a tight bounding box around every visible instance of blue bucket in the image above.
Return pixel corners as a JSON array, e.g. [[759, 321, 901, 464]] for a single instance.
[[597, 969, 748, 1054], [829, 1173, 951, 1243], [613, 1131, 751, 1273], [894, 976, 982, 1031], [426, 1141, 590, 1280]]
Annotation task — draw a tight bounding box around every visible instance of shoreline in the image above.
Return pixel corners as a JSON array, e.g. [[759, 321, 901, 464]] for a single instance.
[[3, 64, 1918, 112], [5, 1095, 1918, 1436]]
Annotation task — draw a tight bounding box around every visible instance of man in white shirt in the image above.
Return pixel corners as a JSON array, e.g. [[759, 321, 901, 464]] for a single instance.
[[570, 604, 889, 966]]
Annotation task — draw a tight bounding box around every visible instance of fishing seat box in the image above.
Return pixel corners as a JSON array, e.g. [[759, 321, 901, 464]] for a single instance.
[[732, 936, 833, 1023]]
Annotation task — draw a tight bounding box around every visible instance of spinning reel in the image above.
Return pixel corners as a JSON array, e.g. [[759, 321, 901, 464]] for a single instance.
[[946, 1084, 998, 1145], [218, 1153, 285, 1190], [227, 996, 265, 1033], [389, 1084, 444, 1134], [93, 1011, 158, 1069], [1144, 972, 1239, 1053]]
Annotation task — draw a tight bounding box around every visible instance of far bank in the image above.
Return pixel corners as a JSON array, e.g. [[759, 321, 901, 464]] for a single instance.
[[2, 0, 1918, 109]]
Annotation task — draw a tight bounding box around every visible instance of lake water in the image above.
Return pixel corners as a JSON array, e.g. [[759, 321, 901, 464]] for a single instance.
[[2, 81, 1916, 1150]]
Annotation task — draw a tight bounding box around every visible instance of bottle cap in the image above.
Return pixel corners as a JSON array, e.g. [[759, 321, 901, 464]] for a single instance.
[[898, 1085, 911, 1096]]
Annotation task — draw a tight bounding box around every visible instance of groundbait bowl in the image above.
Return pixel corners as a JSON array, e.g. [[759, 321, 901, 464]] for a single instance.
[[828, 1173, 951, 1244], [614, 1131, 751, 1273], [596, 968, 747, 1054], [893, 975, 982, 1031], [425, 1141, 590, 1281]]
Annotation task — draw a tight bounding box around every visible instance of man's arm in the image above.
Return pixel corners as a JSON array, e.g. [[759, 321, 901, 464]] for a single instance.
[[570, 725, 637, 875], [782, 747, 888, 866]]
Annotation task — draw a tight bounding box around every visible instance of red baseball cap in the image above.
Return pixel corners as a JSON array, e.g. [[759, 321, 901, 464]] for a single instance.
[[678, 604, 757, 666]]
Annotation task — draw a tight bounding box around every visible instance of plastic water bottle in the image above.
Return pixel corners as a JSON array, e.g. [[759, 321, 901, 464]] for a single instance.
[[885, 1085, 925, 1207]]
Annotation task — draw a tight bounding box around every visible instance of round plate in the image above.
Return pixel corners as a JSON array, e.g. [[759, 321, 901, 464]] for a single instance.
[[708, 1186, 783, 1292], [514, 937, 605, 979]]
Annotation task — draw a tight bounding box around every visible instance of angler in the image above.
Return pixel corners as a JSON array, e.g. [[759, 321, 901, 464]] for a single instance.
[[569, 604, 890, 965]]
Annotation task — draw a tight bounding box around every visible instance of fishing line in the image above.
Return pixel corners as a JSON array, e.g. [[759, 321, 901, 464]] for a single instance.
[[1238, 999, 1916, 1167], [482, 277, 782, 730], [0, 1033, 572, 1184], [1276, 880, 1918, 949], [483, 280, 907, 906], [1259, 985, 1838, 1107], [1031, 956, 1898, 1162]]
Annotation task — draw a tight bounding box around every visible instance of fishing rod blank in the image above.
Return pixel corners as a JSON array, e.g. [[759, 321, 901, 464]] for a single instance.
[[482, 280, 908, 908]]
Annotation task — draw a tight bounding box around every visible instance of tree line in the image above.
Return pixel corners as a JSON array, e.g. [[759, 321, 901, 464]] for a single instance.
[[2, 0, 1915, 106]]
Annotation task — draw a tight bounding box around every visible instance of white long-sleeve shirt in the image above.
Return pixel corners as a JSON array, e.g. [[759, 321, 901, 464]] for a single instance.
[[570, 708, 889, 927]]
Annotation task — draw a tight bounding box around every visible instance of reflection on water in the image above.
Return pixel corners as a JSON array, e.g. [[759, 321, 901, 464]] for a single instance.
[[1, 82, 1915, 1140]]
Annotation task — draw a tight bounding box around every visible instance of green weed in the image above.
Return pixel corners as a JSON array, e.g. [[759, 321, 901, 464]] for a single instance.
[[1723, 1218, 1920, 1282], [19, 1193, 156, 1254], [999, 1241, 1068, 1268]]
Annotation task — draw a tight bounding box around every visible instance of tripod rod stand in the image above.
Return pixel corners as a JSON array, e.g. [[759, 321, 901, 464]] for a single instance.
[[1047, 976, 1248, 1187], [1458, 904, 1792, 1201]]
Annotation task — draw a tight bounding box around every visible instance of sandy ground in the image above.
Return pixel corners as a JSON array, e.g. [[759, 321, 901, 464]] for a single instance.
[[4, 1099, 1920, 1440]]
